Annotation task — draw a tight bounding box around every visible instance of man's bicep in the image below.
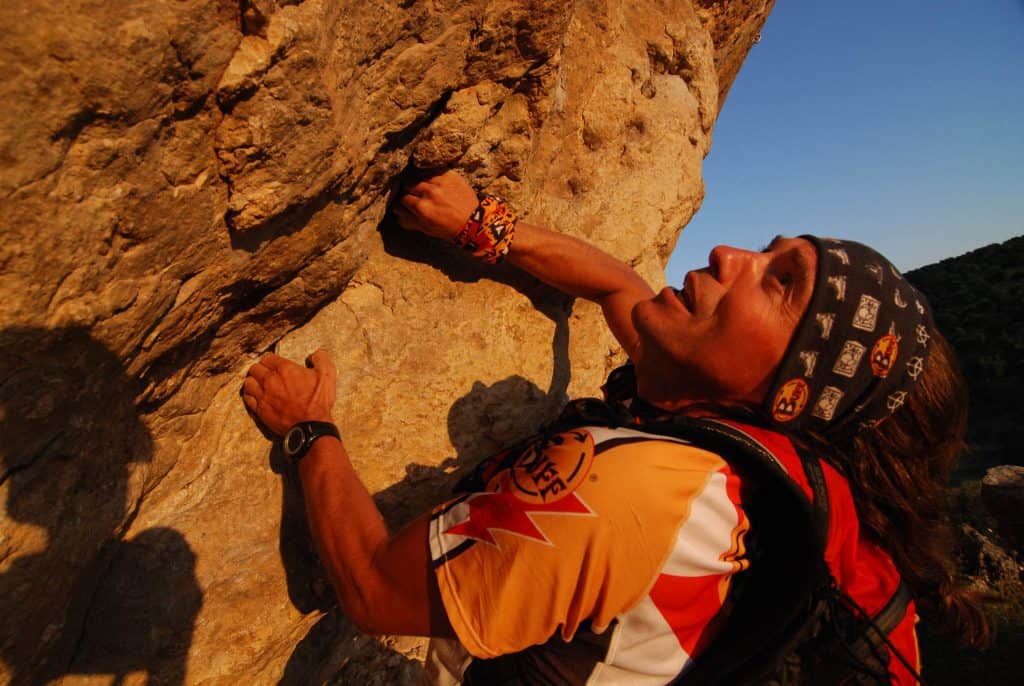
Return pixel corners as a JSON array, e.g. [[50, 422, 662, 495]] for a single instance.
[[369, 512, 455, 638]]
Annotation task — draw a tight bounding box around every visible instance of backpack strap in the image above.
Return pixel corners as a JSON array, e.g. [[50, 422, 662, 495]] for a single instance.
[[874, 581, 912, 635], [797, 444, 830, 550], [662, 417, 831, 552], [875, 581, 920, 682], [823, 580, 917, 685]]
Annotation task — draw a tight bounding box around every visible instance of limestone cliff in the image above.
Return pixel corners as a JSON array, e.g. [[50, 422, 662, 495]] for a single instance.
[[0, 1, 773, 683]]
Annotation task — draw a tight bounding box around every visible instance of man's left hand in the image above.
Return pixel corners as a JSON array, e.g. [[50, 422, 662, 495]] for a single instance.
[[393, 169, 479, 241], [242, 350, 337, 436]]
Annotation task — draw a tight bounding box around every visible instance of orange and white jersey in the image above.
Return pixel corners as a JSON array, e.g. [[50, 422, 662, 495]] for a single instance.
[[429, 426, 751, 683]]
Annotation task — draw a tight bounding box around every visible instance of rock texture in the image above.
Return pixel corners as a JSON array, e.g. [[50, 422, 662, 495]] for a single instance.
[[957, 525, 1024, 601], [0, 1, 773, 683], [982, 465, 1024, 554]]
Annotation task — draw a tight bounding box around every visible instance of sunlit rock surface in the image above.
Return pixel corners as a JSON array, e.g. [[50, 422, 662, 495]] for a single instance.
[[0, 0, 773, 682]]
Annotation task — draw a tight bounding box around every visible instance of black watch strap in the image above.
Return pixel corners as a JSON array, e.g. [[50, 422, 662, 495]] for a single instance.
[[282, 421, 340, 463]]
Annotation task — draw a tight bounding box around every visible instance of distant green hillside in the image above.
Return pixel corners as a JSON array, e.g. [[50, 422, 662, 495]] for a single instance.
[[906, 235, 1024, 475]]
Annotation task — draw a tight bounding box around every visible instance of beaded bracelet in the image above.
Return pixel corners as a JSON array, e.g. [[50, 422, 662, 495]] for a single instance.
[[453, 194, 518, 264]]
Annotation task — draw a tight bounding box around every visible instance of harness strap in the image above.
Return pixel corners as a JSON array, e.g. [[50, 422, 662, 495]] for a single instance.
[[834, 581, 920, 685], [798, 447, 830, 543], [874, 582, 912, 635]]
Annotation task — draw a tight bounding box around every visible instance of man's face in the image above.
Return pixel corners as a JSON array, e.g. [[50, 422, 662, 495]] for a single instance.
[[631, 236, 818, 406]]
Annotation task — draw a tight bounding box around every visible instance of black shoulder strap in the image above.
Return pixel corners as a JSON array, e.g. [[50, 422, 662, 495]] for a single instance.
[[826, 580, 917, 685], [794, 441, 915, 673], [552, 405, 830, 554], [874, 581, 912, 635], [798, 444, 831, 546]]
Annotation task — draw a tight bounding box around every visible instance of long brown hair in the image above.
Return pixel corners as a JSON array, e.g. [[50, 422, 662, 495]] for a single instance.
[[798, 331, 991, 648]]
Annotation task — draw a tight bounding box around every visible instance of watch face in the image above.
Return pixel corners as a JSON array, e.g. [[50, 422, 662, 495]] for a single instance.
[[284, 426, 305, 456]]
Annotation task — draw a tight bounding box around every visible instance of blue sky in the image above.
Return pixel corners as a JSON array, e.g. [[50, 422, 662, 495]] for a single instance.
[[665, 0, 1024, 284]]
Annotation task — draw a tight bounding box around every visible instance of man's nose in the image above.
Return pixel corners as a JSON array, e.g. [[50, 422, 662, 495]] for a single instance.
[[709, 245, 759, 282]]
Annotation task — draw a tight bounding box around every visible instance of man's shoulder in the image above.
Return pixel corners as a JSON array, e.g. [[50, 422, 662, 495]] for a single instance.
[[569, 424, 726, 469]]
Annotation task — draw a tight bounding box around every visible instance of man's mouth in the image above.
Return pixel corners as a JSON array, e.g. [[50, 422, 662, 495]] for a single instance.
[[676, 273, 696, 312], [673, 285, 692, 312]]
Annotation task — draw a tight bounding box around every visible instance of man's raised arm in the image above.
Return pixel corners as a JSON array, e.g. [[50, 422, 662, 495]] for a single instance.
[[394, 170, 655, 359]]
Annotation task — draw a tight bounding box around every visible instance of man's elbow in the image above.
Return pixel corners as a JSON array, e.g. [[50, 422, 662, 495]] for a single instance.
[[340, 599, 411, 637], [331, 578, 403, 636], [326, 572, 379, 634], [337, 600, 371, 634]]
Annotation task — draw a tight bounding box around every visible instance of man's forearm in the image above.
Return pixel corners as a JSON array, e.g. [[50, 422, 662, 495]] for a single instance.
[[294, 435, 449, 637], [507, 221, 653, 303], [297, 436, 388, 625], [506, 221, 653, 356]]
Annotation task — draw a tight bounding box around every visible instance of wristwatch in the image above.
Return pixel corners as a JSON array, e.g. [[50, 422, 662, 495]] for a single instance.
[[282, 421, 340, 463]]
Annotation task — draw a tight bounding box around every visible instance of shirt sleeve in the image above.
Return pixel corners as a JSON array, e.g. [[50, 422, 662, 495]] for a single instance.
[[428, 428, 739, 659]]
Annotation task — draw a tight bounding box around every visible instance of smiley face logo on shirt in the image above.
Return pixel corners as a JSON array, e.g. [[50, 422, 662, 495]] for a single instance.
[[497, 430, 596, 505]]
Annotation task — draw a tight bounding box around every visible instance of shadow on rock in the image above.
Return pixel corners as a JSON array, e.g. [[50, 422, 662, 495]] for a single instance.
[[280, 613, 425, 686], [275, 441, 337, 615], [0, 326, 202, 685]]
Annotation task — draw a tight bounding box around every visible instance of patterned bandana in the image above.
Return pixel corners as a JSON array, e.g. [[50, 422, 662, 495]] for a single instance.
[[764, 236, 936, 437]]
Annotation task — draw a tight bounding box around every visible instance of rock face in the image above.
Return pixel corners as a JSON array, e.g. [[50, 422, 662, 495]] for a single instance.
[[957, 525, 1024, 601], [982, 465, 1024, 554], [0, 1, 773, 683]]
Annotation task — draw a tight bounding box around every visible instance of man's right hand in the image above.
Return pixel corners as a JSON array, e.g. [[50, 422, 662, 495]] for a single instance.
[[242, 350, 337, 437], [394, 170, 479, 241]]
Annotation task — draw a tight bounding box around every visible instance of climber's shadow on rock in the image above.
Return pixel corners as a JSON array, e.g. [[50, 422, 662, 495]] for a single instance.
[[274, 441, 337, 616], [0, 326, 202, 685]]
